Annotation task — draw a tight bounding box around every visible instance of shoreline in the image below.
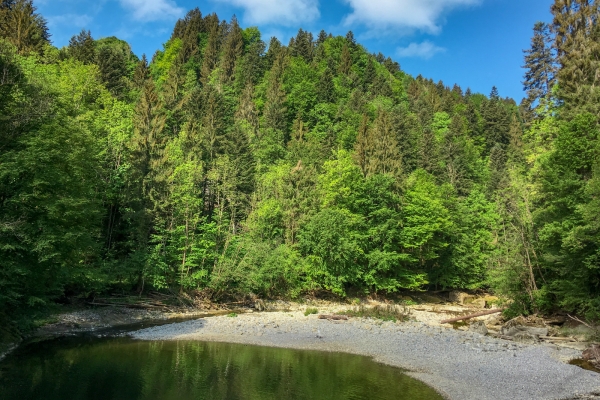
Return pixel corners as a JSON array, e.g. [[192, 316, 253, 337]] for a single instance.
[[130, 310, 600, 400]]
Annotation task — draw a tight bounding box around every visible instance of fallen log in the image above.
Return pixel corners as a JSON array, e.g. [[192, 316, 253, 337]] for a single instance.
[[87, 302, 167, 310], [539, 336, 576, 342], [440, 309, 504, 324], [318, 314, 348, 321]]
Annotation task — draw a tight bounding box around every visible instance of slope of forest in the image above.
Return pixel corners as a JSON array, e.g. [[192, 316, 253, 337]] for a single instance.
[[1, 0, 599, 321]]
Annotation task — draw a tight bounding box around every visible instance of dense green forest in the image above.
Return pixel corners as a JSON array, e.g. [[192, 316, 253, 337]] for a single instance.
[[1, 0, 600, 320]]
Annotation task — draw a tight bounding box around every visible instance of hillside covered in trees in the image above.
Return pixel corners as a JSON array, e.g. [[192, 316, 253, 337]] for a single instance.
[[1, 0, 599, 321]]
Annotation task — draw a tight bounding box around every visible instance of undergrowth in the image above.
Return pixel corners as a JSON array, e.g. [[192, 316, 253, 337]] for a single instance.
[[304, 307, 318, 316], [337, 304, 410, 323]]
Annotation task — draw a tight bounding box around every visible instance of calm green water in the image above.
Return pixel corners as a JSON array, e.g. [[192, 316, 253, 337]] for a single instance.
[[0, 336, 443, 400]]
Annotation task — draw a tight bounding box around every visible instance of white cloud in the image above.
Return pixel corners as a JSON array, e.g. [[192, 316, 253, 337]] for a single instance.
[[343, 0, 481, 35], [119, 0, 184, 22], [396, 41, 445, 59], [212, 0, 320, 26]]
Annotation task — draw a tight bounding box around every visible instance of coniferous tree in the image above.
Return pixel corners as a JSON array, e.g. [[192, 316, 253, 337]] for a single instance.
[[551, 0, 600, 117], [358, 109, 402, 179], [0, 0, 49, 54], [129, 77, 167, 252], [68, 30, 96, 64], [353, 114, 370, 177], [220, 16, 244, 85], [133, 54, 150, 90], [174, 8, 203, 63], [317, 66, 335, 103], [290, 28, 314, 62], [264, 36, 282, 70], [523, 22, 556, 109], [263, 49, 288, 133], [345, 31, 356, 47], [200, 17, 220, 85], [339, 44, 352, 75], [363, 58, 376, 90], [316, 30, 328, 46], [235, 83, 259, 133], [383, 57, 400, 74], [481, 88, 511, 151], [97, 45, 128, 97]]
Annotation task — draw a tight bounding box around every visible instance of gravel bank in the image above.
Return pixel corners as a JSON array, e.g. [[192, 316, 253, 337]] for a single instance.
[[131, 311, 600, 400]]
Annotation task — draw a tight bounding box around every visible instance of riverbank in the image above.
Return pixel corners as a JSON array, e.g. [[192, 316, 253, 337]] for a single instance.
[[130, 309, 600, 400]]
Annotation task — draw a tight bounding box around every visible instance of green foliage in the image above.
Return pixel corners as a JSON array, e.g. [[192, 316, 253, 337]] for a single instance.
[[5, 3, 600, 323], [304, 307, 318, 316], [338, 304, 409, 323]]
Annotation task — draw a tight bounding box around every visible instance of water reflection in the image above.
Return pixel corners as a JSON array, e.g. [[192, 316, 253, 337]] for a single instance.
[[0, 337, 442, 400]]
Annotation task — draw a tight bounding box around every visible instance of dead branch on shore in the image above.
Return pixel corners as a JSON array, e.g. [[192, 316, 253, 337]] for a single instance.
[[567, 314, 597, 331], [87, 301, 171, 311], [318, 314, 348, 321], [440, 309, 504, 324], [539, 336, 576, 342]]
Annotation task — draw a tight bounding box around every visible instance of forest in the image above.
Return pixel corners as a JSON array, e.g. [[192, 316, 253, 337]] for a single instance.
[[1, 0, 599, 322]]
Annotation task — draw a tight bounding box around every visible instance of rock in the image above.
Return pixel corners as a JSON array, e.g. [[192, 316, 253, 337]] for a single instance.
[[469, 321, 488, 336], [470, 298, 487, 308], [583, 344, 600, 366], [500, 316, 548, 340], [483, 296, 500, 308], [449, 291, 472, 305], [418, 293, 444, 304], [513, 332, 539, 344], [255, 299, 266, 311]]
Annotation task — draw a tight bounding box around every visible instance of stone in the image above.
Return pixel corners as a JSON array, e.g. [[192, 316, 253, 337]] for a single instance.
[[583, 344, 600, 364], [469, 321, 488, 336], [470, 298, 487, 308], [512, 332, 539, 344], [500, 316, 548, 341], [418, 293, 444, 304], [449, 291, 474, 305]]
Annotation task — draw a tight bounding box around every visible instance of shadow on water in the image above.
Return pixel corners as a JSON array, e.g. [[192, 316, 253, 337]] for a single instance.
[[0, 334, 444, 400]]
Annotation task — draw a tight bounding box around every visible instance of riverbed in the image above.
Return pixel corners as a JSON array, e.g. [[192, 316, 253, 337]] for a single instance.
[[130, 311, 600, 400]]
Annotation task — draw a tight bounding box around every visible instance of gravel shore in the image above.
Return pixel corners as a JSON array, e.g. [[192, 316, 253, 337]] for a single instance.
[[130, 310, 600, 400]]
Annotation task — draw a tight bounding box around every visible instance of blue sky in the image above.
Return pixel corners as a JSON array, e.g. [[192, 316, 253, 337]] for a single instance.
[[37, 0, 554, 101]]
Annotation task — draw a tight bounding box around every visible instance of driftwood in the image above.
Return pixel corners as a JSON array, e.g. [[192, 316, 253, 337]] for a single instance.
[[318, 314, 348, 321], [87, 301, 168, 310], [539, 336, 576, 342], [440, 309, 503, 324]]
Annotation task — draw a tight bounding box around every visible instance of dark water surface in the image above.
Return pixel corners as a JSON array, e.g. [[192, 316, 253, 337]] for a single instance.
[[0, 336, 443, 400]]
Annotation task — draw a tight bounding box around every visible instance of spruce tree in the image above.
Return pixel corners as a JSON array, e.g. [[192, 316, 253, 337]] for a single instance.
[[345, 31, 356, 47], [133, 54, 150, 90], [363, 58, 376, 90], [235, 83, 259, 133], [353, 114, 370, 177], [68, 29, 96, 64], [264, 36, 282, 69], [0, 0, 49, 54], [551, 0, 600, 117], [316, 30, 328, 46], [317, 66, 335, 103], [354, 110, 402, 179], [290, 29, 314, 62], [383, 57, 400, 74], [200, 18, 220, 85], [481, 90, 511, 151], [220, 16, 244, 84], [97, 45, 128, 97], [263, 49, 288, 133], [339, 44, 352, 75], [522, 22, 556, 109]]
